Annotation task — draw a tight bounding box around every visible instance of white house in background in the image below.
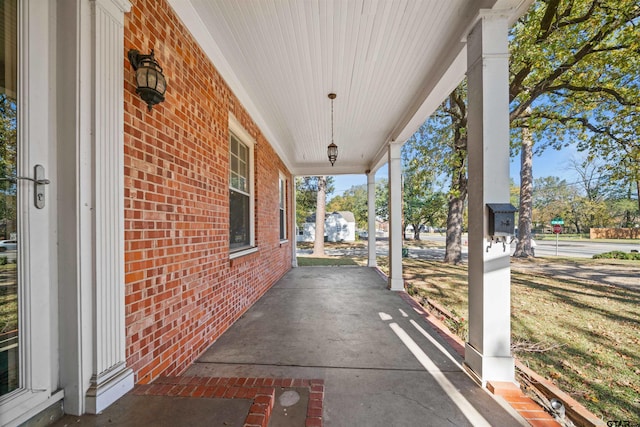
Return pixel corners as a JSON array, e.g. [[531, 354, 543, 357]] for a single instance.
[[297, 211, 356, 243], [328, 211, 356, 242], [297, 223, 316, 243]]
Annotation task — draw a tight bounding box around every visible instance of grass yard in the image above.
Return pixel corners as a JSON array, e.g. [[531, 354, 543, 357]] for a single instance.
[[297, 256, 359, 266], [375, 256, 640, 422], [0, 263, 18, 334]]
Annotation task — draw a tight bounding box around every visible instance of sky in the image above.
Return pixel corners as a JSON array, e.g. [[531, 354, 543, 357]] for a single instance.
[[329, 145, 581, 199]]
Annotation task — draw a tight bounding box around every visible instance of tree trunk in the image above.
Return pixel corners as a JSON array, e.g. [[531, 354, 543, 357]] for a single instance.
[[636, 179, 640, 216], [514, 125, 534, 257], [413, 225, 421, 240], [312, 176, 326, 256], [444, 195, 465, 264], [443, 90, 468, 265]]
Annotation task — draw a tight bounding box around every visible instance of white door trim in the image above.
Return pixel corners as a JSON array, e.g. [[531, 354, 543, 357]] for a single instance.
[[0, 1, 60, 425]]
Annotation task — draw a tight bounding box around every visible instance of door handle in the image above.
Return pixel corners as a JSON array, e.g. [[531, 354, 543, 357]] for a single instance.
[[0, 165, 50, 209]]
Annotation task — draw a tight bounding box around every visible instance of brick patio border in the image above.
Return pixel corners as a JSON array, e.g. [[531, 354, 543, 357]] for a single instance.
[[133, 376, 324, 427]]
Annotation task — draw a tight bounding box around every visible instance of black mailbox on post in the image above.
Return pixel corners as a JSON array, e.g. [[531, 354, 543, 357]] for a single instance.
[[487, 203, 518, 237]]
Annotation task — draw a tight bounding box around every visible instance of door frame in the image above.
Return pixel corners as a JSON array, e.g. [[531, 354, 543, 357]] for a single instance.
[[0, 0, 62, 424]]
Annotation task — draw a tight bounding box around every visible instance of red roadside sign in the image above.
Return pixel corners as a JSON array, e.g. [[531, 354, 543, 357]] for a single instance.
[[553, 224, 562, 234]]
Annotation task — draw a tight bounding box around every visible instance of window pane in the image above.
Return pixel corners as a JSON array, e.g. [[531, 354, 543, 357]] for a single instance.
[[239, 143, 247, 163], [231, 156, 238, 175], [239, 160, 246, 180], [0, 0, 19, 397], [279, 208, 285, 240], [230, 190, 250, 249], [231, 135, 238, 156]]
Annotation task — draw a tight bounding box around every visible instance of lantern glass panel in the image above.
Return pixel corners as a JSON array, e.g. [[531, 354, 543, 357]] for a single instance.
[[156, 74, 166, 94], [147, 69, 157, 89], [135, 68, 147, 88]]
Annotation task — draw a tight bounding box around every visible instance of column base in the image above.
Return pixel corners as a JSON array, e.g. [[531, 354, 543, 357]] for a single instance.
[[464, 342, 514, 386], [86, 363, 134, 414], [388, 277, 405, 291]]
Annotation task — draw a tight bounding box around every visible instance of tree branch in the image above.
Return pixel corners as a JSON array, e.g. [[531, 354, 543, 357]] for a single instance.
[[554, 0, 599, 30], [544, 83, 637, 106], [535, 112, 628, 145], [537, 0, 562, 41]]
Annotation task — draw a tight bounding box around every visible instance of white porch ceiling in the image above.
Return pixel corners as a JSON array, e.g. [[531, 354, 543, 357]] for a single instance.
[[168, 0, 531, 176]]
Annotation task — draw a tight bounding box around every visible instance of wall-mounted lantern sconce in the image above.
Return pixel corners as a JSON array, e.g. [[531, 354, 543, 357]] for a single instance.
[[128, 49, 166, 111]]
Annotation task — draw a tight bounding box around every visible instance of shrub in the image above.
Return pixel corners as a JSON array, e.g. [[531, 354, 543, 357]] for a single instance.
[[592, 251, 640, 260]]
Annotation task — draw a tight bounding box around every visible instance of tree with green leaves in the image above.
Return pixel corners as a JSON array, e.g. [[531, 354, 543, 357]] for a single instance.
[[327, 184, 368, 229], [375, 178, 389, 223], [404, 85, 468, 263], [313, 176, 328, 256], [401, 152, 447, 241], [509, 0, 640, 256], [0, 93, 17, 239], [295, 176, 334, 227], [532, 176, 576, 230]]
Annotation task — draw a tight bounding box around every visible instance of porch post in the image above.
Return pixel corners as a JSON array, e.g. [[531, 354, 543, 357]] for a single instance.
[[57, 0, 133, 416], [464, 11, 514, 384], [86, 0, 134, 413], [388, 143, 404, 291], [367, 170, 376, 267], [292, 175, 298, 267]]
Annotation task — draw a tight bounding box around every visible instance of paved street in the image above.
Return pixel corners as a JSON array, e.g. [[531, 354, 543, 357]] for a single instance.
[[528, 237, 639, 258], [411, 234, 639, 259], [298, 234, 640, 290]]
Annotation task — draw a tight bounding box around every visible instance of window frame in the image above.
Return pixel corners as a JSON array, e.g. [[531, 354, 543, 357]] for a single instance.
[[229, 115, 256, 258], [278, 172, 287, 242]]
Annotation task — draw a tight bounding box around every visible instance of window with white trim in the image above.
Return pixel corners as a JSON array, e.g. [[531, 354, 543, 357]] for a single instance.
[[279, 173, 287, 241], [229, 122, 255, 252]]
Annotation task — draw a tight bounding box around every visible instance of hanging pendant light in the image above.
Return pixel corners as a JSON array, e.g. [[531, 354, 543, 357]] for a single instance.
[[327, 93, 338, 166]]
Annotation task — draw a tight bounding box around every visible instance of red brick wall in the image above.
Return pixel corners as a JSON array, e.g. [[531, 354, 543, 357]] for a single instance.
[[124, 0, 293, 384], [590, 228, 640, 239]]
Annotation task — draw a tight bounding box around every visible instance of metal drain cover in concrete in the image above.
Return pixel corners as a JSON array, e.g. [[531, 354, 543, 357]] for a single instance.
[[279, 390, 300, 407], [270, 387, 309, 426]]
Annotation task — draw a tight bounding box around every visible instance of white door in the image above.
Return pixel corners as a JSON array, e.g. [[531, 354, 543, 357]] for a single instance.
[[0, 1, 59, 425]]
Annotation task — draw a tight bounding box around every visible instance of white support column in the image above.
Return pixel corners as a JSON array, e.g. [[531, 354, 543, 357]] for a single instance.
[[367, 171, 377, 267], [292, 176, 298, 267], [57, 0, 132, 415], [464, 11, 514, 385], [388, 143, 404, 291], [84, 0, 134, 413]]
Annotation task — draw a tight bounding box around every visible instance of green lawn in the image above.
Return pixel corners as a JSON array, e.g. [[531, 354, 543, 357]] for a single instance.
[[0, 263, 18, 334]]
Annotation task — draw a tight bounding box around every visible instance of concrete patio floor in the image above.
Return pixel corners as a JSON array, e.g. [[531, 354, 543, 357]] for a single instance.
[[51, 266, 545, 427], [186, 266, 528, 426]]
